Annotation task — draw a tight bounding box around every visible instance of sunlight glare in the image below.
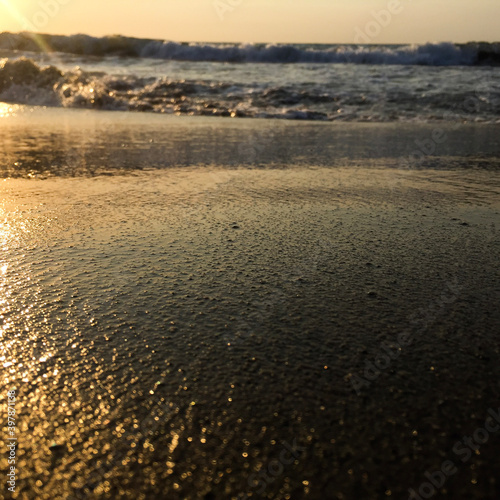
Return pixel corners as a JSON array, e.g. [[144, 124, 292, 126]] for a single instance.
[[0, 0, 53, 53], [0, 103, 19, 118]]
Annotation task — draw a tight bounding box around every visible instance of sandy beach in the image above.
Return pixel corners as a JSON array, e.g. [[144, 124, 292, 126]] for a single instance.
[[0, 108, 499, 499]]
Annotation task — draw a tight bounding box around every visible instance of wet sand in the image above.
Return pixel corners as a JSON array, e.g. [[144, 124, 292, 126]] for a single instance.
[[1, 109, 500, 500]]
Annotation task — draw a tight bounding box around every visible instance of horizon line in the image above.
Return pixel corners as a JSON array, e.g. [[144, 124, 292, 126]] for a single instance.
[[1, 31, 499, 47]]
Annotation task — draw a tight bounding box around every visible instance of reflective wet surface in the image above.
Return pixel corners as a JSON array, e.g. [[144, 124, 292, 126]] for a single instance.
[[0, 108, 500, 499], [0, 106, 500, 179]]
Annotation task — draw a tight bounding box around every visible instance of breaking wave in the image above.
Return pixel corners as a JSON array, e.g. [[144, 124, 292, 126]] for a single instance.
[[1, 58, 499, 122]]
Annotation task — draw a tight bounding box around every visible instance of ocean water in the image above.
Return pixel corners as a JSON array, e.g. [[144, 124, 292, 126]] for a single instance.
[[0, 33, 499, 122]]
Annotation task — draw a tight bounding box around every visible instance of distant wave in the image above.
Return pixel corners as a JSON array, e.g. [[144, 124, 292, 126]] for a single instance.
[[0, 32, 499, 66]]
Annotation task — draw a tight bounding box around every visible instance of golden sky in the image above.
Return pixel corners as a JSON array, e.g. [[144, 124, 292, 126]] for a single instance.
[[0, 0, 499, 44]]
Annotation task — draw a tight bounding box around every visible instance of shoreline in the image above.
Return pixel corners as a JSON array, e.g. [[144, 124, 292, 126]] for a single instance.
[[1, 105, 500, 180]]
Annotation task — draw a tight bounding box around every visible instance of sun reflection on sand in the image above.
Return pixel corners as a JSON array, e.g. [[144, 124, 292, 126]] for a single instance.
[[0, 204, 29, 249], [0, 209, 15, 356], [0, 251, 16, 386], [0, 201, 49, 385], [0, 208, 14, 248]]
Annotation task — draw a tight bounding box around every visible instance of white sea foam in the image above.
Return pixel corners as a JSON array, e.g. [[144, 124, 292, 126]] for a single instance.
[[0, 50, 499, 122]]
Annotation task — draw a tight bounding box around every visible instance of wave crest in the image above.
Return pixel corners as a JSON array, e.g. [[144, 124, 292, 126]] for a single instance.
[[0, 33, 499, 66], [1, 58, 499, 122]]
